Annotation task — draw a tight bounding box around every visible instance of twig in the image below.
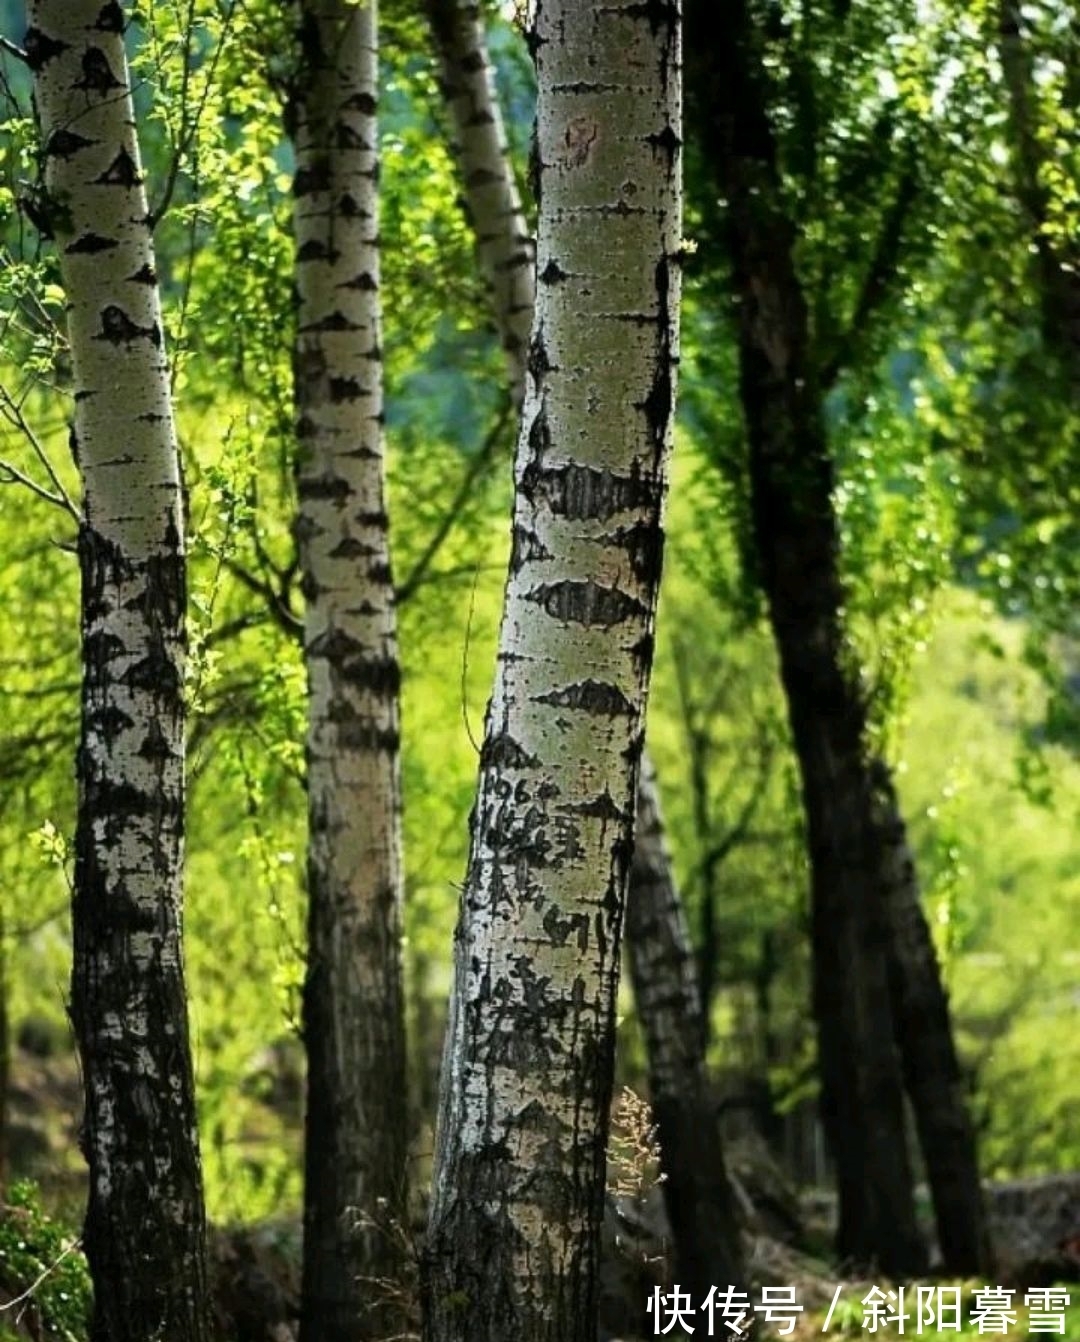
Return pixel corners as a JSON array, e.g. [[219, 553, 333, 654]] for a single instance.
[[396, 395, 513, 605], [0, 386, 80, 519], [0, 457, 72, 512], [0, 36, 27, 63], [0, 1237, 82, 1322]]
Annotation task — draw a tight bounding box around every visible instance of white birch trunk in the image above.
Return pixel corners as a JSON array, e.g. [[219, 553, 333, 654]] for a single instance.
[[422, 4, 682, 1339], [26, 3, 211, 1339], [426, 1, 744, 1300], [423, 0, 535, 402], [292, 4, 409, 1340]]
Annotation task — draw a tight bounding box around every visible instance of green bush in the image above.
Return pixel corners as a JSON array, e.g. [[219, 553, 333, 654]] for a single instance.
[[0, 1181, 89, 1342]]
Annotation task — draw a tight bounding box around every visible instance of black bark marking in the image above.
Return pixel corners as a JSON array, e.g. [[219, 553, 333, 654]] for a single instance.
[[535, 680, 634, 717], [297, 475, 353, 502], [125, 645, 181, 695], [75, 47, 122, 93], [342, 91, 377, 116], [480, 732, 540, 771], [138, 718, 173, 761], [542, 904, 591, 950], [93, 147, 140, 187], [519, 460, 658, 521], [569, 790, 627, 823], [293, 160, 331, 197], [46, 129, 95, 159], [328, 378, 362, 402], [88, 704, 134, 748], [96, 305, 158, 345], [526, 405, 551, 466], [335, 123, 370, 151], [328, 536, 376, 560], [610, 518, 665, 583], [539, 259, 568, 285], [646, 123, 682, 167], [509, 522, 553, 573], [297, 238, 340, 263], [338, 271, 378, 291], [83, 629, 126, 668], [309, 629, 398, 685], [618, 0, 679, 34], [629, 629, 655, 673], [325, 702, 400, 753], [126, 263, 157, 285], [526, 329, 555, 384], [639, 255, 674, 465], [67, 233, 119, 255], [527, 580, 646, 627], [94, 2, 125, 31], [23, 27, 67, 71], [299, 311, 362, 333]]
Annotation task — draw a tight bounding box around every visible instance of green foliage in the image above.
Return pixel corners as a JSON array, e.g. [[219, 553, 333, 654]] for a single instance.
[[0, 1182, 89, 1342]]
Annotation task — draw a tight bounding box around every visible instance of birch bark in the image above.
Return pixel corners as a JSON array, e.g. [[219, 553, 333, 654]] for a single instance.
[[26, 3, 211, 1338], [422, 2, 682, 1338], [291, 4, 409, 1340], [423, 0, 534, 404], [425, 0, 745, 1300]]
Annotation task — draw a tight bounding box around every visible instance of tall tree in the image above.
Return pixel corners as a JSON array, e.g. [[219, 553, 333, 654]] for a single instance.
[[291, 3, 409, 1339], [423, 0, 534, 405], [24, 2, 212, 1338], [424, 0, 744, 1302], [421, 1, 683, 1337], [684, 0, 987, 1275]]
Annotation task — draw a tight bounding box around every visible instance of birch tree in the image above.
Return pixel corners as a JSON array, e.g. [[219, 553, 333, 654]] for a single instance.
[[422, 3, 683, 1338], [291, 3, 408, 1338], [423, 0, 534, 405], [424, 0, 745, 1301], [24, 2, 211, 1338]]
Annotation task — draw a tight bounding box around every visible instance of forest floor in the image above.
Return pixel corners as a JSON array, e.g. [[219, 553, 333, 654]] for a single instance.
[[2, 1038, 1079, 1341]]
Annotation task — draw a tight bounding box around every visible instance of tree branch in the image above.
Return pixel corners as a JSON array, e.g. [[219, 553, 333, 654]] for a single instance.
[[396, 395, 514, 605], [820, 156, 920, 389]]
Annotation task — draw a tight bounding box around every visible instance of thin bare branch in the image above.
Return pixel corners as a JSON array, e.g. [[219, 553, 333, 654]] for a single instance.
[[397, 396, 514, 605]]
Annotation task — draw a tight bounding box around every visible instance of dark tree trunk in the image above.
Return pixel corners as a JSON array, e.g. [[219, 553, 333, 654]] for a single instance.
[[872, 767, 990, 1272], [684, 0, 937, 1276], [625, 760, 747, 1304]]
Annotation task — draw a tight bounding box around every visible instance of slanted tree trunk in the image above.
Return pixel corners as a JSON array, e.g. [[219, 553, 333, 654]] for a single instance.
[[423, 0, 534, 405], [626, 758, 745, 1304], [425, 0, 745, 1302], [292, 4, 408, 1340], [421, 2, 682, 1338], [872, 764, 991, 1272], [686, 0, 951, 1277], [26, 4, 211, 1338]]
